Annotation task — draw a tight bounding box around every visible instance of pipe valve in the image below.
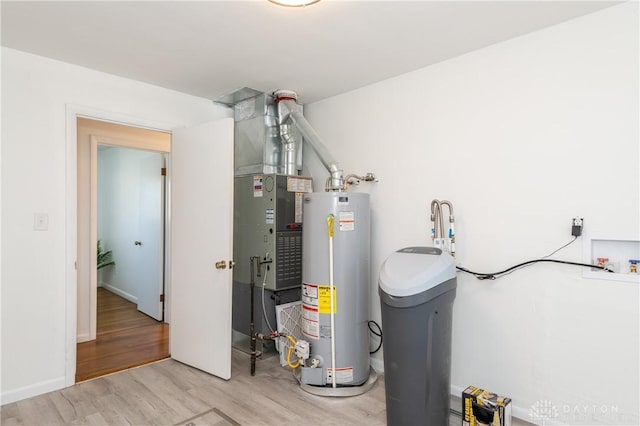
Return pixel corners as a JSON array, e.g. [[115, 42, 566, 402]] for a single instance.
[[343, 172, 379, 189]]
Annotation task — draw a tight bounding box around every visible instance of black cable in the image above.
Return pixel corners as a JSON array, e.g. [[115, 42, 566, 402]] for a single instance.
[[368, 320, 383, 354], [494, 236, 580, 279], [456, 259, 612, 280]]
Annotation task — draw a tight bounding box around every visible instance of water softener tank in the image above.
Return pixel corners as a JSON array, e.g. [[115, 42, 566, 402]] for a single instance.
[[300, 192, 370, 386], [379, 247, 457, 425]]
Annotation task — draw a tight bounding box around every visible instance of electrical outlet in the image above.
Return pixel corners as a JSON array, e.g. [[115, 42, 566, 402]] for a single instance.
[[33, 213, 48, 231], [572, 217, 583, 237]]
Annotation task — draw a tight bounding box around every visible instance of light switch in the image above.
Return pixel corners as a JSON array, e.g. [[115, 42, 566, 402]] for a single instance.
[[34, 213, 48, 231]]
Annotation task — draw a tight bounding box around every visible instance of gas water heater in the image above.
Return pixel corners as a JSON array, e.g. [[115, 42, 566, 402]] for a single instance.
[[271, 91, 378, 394], [299, 192, 370, 387]]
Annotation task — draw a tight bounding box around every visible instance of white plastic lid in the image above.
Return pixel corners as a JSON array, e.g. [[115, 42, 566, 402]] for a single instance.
[[379, 247, 456, 297]]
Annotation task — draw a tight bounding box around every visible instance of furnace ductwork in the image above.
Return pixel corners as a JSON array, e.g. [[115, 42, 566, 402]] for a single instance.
[[215, 87, 373, 192], [215, 88, 302, 177], [274, 90, 345, 191]]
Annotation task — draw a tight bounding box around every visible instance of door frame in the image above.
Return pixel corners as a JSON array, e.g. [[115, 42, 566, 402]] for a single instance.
[[90, 136, 170, 338], [65, 104, 177, 386]]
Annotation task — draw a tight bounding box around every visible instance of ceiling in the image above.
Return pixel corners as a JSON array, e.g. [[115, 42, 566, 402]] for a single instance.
[[1, 1, 620, 104]]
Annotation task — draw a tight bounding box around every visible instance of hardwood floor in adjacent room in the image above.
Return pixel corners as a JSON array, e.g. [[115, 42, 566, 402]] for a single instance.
[[75, 287, 169, 382]]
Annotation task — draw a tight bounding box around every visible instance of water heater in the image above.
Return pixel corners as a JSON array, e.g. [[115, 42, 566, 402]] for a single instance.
[[299, 192, 370, 387]]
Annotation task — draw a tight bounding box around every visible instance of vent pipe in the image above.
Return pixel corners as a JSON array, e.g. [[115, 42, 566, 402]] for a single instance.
[[274, 90, 345, 191], [279, 123, 298, 176]]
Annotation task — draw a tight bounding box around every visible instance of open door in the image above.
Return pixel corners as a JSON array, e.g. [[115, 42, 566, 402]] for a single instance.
[[136, 151, 165, 321], [170, 118, 234, 379]]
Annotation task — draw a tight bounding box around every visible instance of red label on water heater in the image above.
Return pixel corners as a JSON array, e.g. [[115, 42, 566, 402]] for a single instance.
[[302, 283, 319, 339]]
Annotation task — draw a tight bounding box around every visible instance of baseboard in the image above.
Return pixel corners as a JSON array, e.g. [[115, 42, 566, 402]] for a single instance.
[[1, 376, 66, 405], [449, 385, 467, 412], [101, 283, 137, 304], [370, 370, 541, 423], [370, 357, 384, 373], [77, 332, 93, 343]]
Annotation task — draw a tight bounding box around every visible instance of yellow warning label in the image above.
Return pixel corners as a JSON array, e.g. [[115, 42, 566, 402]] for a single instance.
[[318, 285, 337, 314]]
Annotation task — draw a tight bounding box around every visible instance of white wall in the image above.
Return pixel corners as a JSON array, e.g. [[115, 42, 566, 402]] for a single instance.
[[1, 47, 229, 403], [303, 3, 638, 425], [98, 147, 162, 303]]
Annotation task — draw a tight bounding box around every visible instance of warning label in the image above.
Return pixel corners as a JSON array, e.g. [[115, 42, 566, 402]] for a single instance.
[[302, 283, 319, 339], [253, 175, 263, 198], [326, 367, 354, 384], [295, 193, 303, 223], [287, 176, 313, 193], [318, 286, 337, 314], [302, 305, 319, 339], [265, 208, 274, 224], [302, 283, 318, 305], [339, 211, 355, 231], [304, 283, 337, 315]]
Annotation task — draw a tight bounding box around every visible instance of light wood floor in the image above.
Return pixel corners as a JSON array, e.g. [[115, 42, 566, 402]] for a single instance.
[[76, 287, 170, 382], [2, 348, 534, 426], [7, 288, 534, 425]]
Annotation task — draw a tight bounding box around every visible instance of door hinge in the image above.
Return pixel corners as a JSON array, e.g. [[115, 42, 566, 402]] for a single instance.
[[161, 167, 167, 176], [160, 294, 165, 302]]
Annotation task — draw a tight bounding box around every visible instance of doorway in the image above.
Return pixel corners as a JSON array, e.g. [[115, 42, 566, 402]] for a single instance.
[[66, 111, 235, 388], [96, 145, 166, 321], [75, 118, 171, 381]]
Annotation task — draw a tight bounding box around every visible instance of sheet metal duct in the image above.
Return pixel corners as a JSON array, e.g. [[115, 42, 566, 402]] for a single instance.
[[274, 90, 345, 191], [215, 88, 303, 176]]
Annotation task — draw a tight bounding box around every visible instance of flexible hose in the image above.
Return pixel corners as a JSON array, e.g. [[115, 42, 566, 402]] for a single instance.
[[285, 335, 300, 369], [261, 266, 275, 332]]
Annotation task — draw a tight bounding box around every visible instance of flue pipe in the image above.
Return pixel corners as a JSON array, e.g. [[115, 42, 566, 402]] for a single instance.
[[279, 123, 299, 176], [274, 90, 344, 191]]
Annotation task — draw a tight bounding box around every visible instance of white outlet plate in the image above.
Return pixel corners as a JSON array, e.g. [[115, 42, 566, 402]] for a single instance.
[[33, 213, 48, 231]]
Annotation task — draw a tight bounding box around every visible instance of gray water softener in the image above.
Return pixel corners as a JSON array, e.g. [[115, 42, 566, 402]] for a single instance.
[[379, 247, 457, 426]]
